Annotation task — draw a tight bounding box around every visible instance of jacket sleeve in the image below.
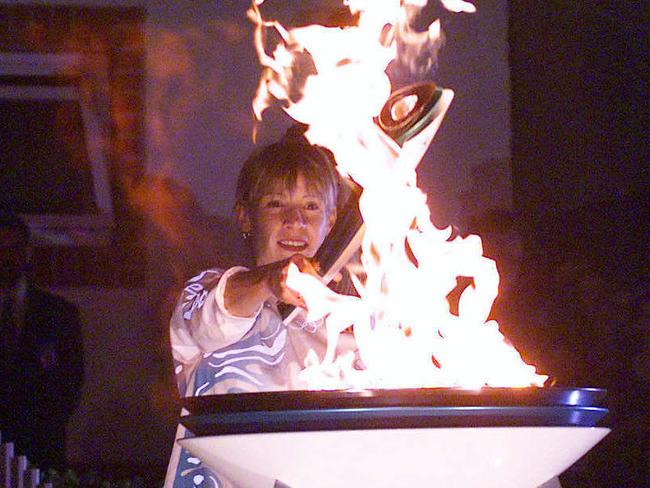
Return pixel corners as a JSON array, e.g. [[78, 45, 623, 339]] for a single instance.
[[170, 267, 263, 379]]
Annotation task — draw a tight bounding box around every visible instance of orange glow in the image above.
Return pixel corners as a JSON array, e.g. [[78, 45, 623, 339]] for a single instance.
[[251, 0, 547, 389]]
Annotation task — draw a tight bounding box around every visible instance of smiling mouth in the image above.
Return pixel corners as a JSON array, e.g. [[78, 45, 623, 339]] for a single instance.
[[278, 240, 308, 253]]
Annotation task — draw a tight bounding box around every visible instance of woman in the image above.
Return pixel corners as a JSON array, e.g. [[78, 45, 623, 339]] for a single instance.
[[164, 130, 355, 488]]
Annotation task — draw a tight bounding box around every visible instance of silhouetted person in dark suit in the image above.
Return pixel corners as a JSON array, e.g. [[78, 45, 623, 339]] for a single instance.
[[0, 212, 84, 471]]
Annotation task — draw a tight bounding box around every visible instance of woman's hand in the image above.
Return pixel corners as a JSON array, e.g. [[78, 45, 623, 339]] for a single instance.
[[224, 255, 320, 317], [265, 254, 318, 309]]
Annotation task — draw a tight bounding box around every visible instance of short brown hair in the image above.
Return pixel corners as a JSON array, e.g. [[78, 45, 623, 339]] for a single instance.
[[235, 127, 339, 212]]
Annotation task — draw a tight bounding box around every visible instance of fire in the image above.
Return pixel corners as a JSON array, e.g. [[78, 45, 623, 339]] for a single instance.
[[249, 0, 547, 389]]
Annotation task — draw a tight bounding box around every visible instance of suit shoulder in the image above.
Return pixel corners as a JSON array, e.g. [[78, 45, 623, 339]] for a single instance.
[[29, 286, 79, 314]]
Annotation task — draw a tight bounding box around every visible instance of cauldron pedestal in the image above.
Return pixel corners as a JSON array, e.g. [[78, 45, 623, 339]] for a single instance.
[[179, 388, 610, 488]]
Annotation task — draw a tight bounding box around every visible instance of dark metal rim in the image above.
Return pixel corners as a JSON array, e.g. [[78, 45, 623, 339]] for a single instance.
[[180, 405, 609, 436], [182, 387, 607, 415]]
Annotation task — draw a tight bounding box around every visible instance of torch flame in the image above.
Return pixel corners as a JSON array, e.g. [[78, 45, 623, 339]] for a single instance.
[[250, 0, 547, 389]]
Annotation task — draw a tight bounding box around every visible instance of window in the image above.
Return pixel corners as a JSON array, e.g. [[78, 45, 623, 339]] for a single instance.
[[0, 53, 113, 246]]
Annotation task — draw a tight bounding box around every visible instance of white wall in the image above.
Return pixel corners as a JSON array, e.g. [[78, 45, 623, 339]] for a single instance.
[[143, 0, 513, 223], [423, 0, 512, 221]]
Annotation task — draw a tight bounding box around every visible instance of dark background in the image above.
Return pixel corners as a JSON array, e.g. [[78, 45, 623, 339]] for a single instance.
[[506, 2, 648, 486]]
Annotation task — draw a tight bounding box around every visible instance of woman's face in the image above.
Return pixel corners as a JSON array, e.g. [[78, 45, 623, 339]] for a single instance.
[[239, 174, 336, 266]]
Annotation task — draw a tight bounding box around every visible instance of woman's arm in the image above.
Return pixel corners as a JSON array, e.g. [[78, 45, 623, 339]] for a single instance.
[[224, 255, 316, 317], [172, 255, 318, 362], [172, 267, 258, 357]]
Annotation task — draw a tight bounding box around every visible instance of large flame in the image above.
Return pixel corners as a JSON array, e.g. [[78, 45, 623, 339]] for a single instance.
[[250, 0, 547, 389]]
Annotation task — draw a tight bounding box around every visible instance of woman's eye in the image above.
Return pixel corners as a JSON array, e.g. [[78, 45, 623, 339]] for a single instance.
[[305, 202, 320, 211], [266, 199, 283, 208]]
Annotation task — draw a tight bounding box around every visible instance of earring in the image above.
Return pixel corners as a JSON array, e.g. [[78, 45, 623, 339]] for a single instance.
[[242, 231, 251, 241]]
